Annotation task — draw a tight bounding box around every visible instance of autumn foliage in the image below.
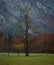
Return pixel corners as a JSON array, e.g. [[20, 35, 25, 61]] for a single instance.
[[0, 32, 54, 53]]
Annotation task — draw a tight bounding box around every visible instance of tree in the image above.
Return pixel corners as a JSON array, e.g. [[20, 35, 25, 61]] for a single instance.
[[7, 33, 12, 56], [17, 4, 40, 56], [19, 6, 31, 56], [24, 9, 30, 56], [17, 6, 31, 56], [13, 43, 24, 56], [0, 32, 3, 51]]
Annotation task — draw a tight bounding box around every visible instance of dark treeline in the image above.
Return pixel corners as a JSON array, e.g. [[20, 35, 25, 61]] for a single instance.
[[0, 32, 54, 54]]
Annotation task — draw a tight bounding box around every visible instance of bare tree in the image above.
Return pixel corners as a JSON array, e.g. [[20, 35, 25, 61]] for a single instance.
[[17, 3, 40, 56], [24, 9, 30, 56], [18, 7, 30, 56]]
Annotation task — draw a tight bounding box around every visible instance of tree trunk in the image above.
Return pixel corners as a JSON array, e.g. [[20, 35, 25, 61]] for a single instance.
[[18, 49, 19, 56], [25, 21, 29, 56], [25, 39, 29, 56]]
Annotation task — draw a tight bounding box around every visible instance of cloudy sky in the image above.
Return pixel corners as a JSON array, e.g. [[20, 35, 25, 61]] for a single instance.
[[0, 0, 54, 35]]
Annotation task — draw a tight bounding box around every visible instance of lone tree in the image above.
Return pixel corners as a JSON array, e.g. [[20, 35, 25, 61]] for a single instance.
[[18, 7, 31, 56], [24, 9, 30, 56], [18, 3, 40, 56]]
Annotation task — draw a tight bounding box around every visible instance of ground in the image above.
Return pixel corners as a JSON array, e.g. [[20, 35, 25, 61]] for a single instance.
[[0, 53, 54, 65]]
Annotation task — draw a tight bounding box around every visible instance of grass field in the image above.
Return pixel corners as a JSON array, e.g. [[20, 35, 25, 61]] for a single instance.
[[0, 53, 54, 65]]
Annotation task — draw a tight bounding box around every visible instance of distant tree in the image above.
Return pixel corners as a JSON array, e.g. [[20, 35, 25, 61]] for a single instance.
[[42, 34, 49, 55], [0, 32, 3, 51], [13, 43, 24, 56], [44, 42, 49, 55], [7, 33, 12, 56], [0, 32, 5, 56]]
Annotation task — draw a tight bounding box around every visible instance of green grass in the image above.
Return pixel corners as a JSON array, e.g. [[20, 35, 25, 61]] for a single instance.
[[0, 53, 54, 65]]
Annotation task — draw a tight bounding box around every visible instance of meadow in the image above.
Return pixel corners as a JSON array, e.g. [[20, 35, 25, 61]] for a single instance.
[[0, 53, 54, 65]]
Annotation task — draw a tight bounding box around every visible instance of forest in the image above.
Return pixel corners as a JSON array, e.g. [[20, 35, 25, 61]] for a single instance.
[[0, 32, 54, 54]]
